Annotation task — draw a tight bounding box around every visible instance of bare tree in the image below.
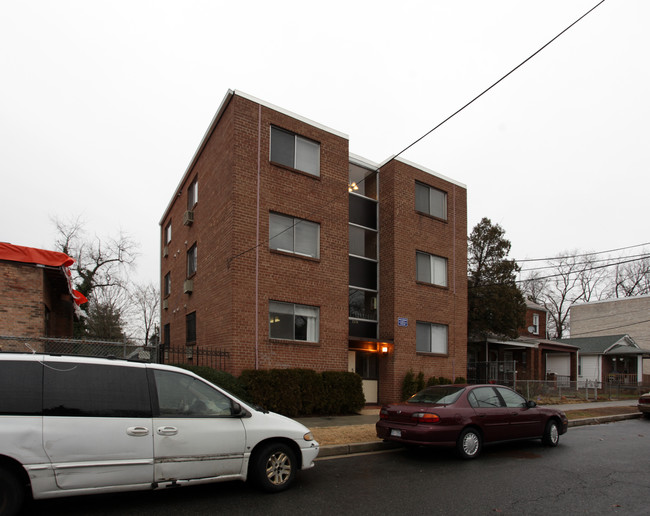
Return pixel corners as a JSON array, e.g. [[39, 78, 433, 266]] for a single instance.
[[610, 252, 650, 298], [52, 216, 139, 338], [522, 251, 609, 338], [129, 282, 160, 345]]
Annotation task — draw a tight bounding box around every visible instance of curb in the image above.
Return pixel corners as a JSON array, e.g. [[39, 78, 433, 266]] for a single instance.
[[317, 412, 643, 458]]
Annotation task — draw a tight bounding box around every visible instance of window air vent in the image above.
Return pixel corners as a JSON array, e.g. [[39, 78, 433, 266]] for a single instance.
[[162, 299, 168, 310], [183, 211, 194, 226], [163, 246, 169, 257], [183, 279, 194, 294]]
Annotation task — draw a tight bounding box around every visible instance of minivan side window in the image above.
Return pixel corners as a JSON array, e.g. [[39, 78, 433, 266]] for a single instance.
[[153, 369, 234, 417], [43, 363, 151, 417], [0, 361, 43, 415]]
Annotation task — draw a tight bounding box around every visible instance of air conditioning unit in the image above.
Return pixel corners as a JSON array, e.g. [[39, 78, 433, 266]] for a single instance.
[[163, 246, 169, 257], [162, 299, 168, 310], [183, 210, 194, 226], [183, 279, 194, 294]]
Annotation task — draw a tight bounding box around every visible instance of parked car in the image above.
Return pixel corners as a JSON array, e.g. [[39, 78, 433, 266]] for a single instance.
[[638, 392, 650, 418], [376, 384, 568, 459], [0, 353, 319, 516]]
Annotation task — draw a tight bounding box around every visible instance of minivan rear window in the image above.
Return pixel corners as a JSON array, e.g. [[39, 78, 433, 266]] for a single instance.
[[43, 362, 151, 417], [0, 360, 42, 415]]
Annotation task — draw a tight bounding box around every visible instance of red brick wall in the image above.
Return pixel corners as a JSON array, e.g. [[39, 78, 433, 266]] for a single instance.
[[160, 94, 350, 375], [378, 159, 467, 402], [0, 262, 44, 349], [520, 308, 547, 338]]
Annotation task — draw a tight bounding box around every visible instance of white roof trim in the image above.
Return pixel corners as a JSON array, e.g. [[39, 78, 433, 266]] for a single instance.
[[349, 153, 381, 170], [233, 90, 349, 140]]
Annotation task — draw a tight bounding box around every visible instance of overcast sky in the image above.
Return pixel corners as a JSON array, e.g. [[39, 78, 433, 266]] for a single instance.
[[1, 0, 648, 285]]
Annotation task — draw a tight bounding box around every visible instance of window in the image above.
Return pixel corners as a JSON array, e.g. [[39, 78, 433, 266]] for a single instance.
[[269, 301, 319, 342], [270, 126, 320, 176], [349, 225, 377, 259], [163, 323, 170, 348], [164, 222, 172, 244], [532, 314, 540, 335], [468, 387, 503, 408], [188, 177, 198, 209], [187, 243, 197, 277], [496, 387, 526, 408], [0, 361, 43, 415], [269, 212, 320, 258], [186, 311, 196, 345], [416, 251, 448, 287], [154, 370, 234, 417], [415, 181, 447, 220], [164, 272, 171, 297], [43, 363, 151, 417], [416, 322, 448, 354]]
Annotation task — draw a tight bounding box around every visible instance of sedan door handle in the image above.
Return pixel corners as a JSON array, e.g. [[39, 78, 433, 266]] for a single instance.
[[157, 426, 179, 436], [127, 426, 150, 437]]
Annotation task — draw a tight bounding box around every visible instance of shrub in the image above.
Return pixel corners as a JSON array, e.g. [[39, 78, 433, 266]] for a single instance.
[[239, 368, 364, 417], [427, 376, 440, 386], [454, 376, 467, 384], [438, 376, 452, 385]]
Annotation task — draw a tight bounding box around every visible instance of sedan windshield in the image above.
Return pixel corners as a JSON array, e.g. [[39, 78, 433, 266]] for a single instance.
[[408, 386, 465, 405]]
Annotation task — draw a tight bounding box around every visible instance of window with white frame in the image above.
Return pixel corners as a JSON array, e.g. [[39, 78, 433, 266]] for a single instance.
[[269, 212, 320, 258], [532, 313, 540, 335], [188, 177, 198, 210], [187, 244, 197, 277], [416, 251, 448, 287], [415, 181, 447, 220], [164, 222, 172, 245], [270, 126, 320, 176], [416, 322, 448, 354], [164, 272, 171, 297], [269, 301, 319, 342]]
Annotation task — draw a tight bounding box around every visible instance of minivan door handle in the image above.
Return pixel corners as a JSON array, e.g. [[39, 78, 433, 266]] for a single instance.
[[127, 426, 150, 437], [157, 426, 178, 436]]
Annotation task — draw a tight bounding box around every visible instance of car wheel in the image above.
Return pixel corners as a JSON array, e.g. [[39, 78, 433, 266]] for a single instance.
[[457, 428, 482, 459], [542, 419, 560, 447], [642, 412, 650, 420], [251, 442, 297, 493], [0, 466, 25, 516]]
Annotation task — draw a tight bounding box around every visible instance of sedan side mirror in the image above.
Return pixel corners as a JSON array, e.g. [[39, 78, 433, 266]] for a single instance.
[[526, 400, 537, 409]]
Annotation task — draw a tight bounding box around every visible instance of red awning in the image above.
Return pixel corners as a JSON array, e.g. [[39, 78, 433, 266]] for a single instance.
[[0, 242, 86, 306]]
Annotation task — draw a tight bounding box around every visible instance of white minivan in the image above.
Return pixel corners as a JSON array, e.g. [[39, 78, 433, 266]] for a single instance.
[[0, 353, 319, 515]]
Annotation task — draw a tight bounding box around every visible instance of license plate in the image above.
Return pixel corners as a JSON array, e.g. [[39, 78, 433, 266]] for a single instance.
[[390, 428, 401, 437]]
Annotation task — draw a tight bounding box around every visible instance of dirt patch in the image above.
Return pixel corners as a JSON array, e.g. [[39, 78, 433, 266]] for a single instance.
[[309, 406, 641, 446]]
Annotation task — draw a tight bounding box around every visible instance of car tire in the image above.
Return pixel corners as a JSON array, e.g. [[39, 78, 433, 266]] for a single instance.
[[542, 419, 560, 447], [0, 466, 25, 516], [642, 412, 650, 420], [251, 442, 297, 493], [457, 428, 482, 459]]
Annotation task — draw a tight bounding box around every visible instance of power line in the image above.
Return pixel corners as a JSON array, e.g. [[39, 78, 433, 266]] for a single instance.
[[515, 242, 650, 264], [229, 0, 608, 266], [518, 251, 650, 274]]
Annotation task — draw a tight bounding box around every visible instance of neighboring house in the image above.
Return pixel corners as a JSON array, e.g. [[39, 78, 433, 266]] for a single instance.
[[555, 334, 647, 386], [570, 296, 650, 382], [0, 242, 85, 352], [159, 90, 468, 404], [468, 301, 579, 385]]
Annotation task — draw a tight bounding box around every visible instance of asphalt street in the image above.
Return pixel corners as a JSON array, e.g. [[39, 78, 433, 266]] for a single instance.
[[26, 418, 650, 516]]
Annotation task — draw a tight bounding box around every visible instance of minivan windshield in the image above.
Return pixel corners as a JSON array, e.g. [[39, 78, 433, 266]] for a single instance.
[[408, 386, 465, 405]]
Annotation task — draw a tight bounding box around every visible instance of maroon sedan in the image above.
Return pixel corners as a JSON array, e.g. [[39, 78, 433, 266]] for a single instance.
[[376, 384, 568, 459]]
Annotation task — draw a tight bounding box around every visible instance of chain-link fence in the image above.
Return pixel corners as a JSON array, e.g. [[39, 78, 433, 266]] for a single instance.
[[0, 335, 230, 372], [0, 335, 159, 361], [516, 380, 650, 402]]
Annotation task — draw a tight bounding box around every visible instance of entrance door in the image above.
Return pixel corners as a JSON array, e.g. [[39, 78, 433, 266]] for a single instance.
[[348, 351, 378, 404]]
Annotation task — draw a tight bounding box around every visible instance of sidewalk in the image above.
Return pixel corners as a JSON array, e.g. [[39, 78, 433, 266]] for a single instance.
[[297, 399, 642, 458]]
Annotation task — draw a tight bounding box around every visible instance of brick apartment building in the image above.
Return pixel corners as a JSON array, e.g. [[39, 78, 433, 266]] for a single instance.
[[159, 90, 467, 404], [0, 242, 83, 351]]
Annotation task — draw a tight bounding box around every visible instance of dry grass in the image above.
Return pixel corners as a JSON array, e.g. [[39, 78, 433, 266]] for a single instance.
[[309, 406, 641, 446]]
